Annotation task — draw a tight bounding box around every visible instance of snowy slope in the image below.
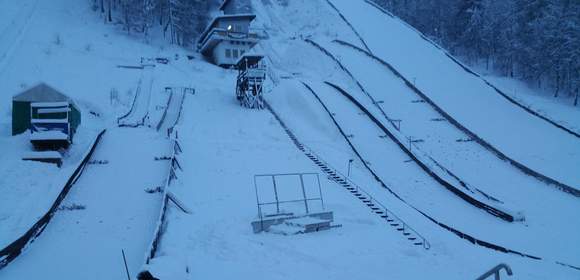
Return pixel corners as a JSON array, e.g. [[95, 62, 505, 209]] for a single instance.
[[483, 74, 580, 134], [328, 0, 580, 190], [1, 0, 579, 279], [0, 0, 189, 277]]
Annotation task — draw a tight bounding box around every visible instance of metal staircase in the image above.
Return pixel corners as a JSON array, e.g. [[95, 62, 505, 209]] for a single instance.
[[266, 102, 431, 249]]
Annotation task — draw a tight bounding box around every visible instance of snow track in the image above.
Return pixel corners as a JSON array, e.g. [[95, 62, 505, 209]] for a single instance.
[[156, 88, 186, 136], [362, 0, 580, 139], [304, 39, 515, 222], [0, 129, 105, 270], [118, 70, 154, 128], [332, 39, 580, 197], [300, 81, 580, 268], [0, 0, 39, 76], [329, 0, 580, 192]]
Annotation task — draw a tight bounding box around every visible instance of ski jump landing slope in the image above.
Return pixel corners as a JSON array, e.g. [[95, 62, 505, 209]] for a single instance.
[[0, 128, 170, 280], [328, 0, 580, 191]]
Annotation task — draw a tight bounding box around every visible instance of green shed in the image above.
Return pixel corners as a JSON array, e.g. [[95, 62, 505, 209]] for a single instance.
[[12, 83, 81, 137]]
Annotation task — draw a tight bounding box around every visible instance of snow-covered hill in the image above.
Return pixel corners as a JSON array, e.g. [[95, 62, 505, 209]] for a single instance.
[[0, 0, 578, 279]]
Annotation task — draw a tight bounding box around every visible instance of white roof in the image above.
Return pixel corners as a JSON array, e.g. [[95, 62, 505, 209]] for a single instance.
[[30, 130, 69, 141], [31, 101, 69, 108], [13, 83, 71, 103], [31, 119, 68, 124], [37, 107, 71, 114], [22, 151, 63, 159]]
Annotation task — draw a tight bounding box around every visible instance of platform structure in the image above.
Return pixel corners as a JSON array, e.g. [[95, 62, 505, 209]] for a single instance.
[[235, 54, 266, 109], [251, 172, 338, 234]]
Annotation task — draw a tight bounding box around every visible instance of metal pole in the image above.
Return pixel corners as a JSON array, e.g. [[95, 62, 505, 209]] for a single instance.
[[299, 174, 309, 214], [121, 249, 130, 280], [272, 176, 280, 214], [315, 174, 324, 210], [347, 159, 353, 177], [253, 175, 262, 220]]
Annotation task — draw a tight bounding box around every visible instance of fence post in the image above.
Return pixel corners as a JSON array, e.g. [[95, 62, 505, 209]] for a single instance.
[[299, 174, 310, 214]]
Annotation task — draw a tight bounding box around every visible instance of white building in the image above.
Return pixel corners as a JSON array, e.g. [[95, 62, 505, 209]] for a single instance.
[[197, 14, 259, 67]]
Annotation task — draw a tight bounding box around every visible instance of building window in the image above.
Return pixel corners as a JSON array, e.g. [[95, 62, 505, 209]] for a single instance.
[[226, 49, 231, 58], [233, 49, 239, 58]]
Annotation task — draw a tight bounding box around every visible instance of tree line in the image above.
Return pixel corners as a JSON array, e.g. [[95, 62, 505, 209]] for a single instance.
[[91, 0, 218, 47], [372, 0, 580, 105]]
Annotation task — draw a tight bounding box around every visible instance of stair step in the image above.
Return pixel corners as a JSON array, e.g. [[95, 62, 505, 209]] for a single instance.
[[380, 215, 388, 218], [371, 207, 380, 211], [408, 237, 416, 241], [390, 223, 400, 226], [403, 233, 410, 236], [396, 228, 404, 231], [386, 219, 394, 222], [354, 193, 362, 197], [413, 242, 423, 246]]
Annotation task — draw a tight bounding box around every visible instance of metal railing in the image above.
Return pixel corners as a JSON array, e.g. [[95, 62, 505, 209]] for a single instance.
[[301, 144, 431, 250], [476, 263, 513, 280], [254, 173, 324, 220]]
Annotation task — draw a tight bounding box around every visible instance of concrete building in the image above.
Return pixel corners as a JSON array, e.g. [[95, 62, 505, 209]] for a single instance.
[[197, 14, 259, 67]]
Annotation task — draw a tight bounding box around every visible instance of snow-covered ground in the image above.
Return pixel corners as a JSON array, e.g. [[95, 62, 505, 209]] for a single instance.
[[0, 127, 170, 279], [1, 0, 579, 279], [328, 0, 580, 189], [483, 74, 580, 135]]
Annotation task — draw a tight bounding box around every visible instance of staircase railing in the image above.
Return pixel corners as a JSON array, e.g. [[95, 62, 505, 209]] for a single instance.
[[476, 263, 513, 280]]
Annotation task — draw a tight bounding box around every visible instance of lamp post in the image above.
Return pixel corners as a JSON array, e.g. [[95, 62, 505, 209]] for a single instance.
[[347, 159, 354, 177]]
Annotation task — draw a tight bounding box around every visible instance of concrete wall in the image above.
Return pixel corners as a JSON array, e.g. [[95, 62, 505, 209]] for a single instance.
[[213, 40, 253, 66]]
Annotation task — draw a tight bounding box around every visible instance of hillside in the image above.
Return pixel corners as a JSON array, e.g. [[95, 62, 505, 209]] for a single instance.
[[0, 0, 578, 279]]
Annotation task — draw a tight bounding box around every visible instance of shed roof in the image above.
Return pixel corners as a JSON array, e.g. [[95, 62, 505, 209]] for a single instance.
[[13, 83, 72, 103], [235, 54, 265, 68]]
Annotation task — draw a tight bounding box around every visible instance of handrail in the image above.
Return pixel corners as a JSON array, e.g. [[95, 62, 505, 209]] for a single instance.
[[143, 87, 189, 264], [302, 144, 431, 249], [476, 263, 513, 280], [198, 28, 259, 50], [265, 99, 430, 249]]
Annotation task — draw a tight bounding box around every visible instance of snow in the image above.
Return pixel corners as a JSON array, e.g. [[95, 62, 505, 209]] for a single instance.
[[31, 101, 69, 107], [482, 74, 580, 135], [0, 128, 171, 280], [36, 107, 70, 114], [22, 151, 62, 160], [329, 0, 580, 188], [0, 0, 579, 279], [30, 130, 69, 141]]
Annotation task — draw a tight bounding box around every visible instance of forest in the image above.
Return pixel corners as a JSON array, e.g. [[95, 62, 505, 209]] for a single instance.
[[372, 0, 580, 104], [90, 0, 218, 47], [91, 0, 579, 104]]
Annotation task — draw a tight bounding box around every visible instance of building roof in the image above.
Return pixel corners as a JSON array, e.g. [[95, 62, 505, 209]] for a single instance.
[[235, 53, 265, 68], [13, 83, 72, 103], [198, 14, 257, 45], [218, 0, 231, 10]]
